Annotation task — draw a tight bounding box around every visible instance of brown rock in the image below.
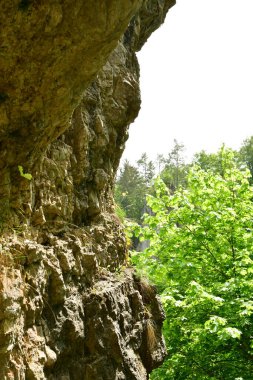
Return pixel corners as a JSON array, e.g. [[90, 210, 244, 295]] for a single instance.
[[0, 1, 175, 378]]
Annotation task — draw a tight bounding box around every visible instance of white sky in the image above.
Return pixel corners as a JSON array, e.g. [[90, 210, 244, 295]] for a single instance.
[[122, 0, 253, 164]]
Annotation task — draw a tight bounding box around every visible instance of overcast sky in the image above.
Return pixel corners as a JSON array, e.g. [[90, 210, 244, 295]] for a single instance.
[[122, 0, 253, 164]]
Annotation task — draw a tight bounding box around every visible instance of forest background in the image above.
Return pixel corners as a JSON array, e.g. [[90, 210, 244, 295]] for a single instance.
[[115, 137, 253, 379]]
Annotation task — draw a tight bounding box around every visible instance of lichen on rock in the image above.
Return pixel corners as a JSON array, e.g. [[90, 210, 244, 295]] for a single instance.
[[0, 1, 175, 379]]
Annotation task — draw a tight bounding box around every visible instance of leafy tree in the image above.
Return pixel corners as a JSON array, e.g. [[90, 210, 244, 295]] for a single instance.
[[115, 160, 147, 223], [132, 149, 253, 379], [137, 152, 155, 185], [193, 145, 243, 176], [193, 148, 225, 174], [156, 153, 166, 174], [239, 136, 253, 180], [115, 154, 155, 224], [161, 139, 188, 191]]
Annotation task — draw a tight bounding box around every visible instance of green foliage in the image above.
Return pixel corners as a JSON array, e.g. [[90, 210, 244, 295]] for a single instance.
[[160, 139, 188, 191], [115, 143, 188, 227], [137, 153, 155, 184], [115, 160, 148, 223], [132, 148, 253, 379], [193, 148, 226, 174], [115, 203, 126, 223], [239, 136, 253, 180], [193, 145, 244, 176], [18, 165, 32, 181]]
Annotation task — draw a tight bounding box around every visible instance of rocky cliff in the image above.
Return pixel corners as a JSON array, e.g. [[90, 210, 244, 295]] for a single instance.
[[0, 1, 175, 379]]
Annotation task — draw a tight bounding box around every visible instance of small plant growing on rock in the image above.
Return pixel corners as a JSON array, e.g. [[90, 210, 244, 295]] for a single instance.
[[18, 165, 32, 180]]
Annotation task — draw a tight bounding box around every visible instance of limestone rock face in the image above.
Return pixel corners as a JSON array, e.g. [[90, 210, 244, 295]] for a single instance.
[[0, 1, 175, 378]]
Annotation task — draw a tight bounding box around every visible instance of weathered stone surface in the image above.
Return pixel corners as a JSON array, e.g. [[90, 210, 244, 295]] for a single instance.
[[0, 232, 166, 379], [0, 0, 175, 378], [136, 0, 176, 50], [0, 0, 141, 162]]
